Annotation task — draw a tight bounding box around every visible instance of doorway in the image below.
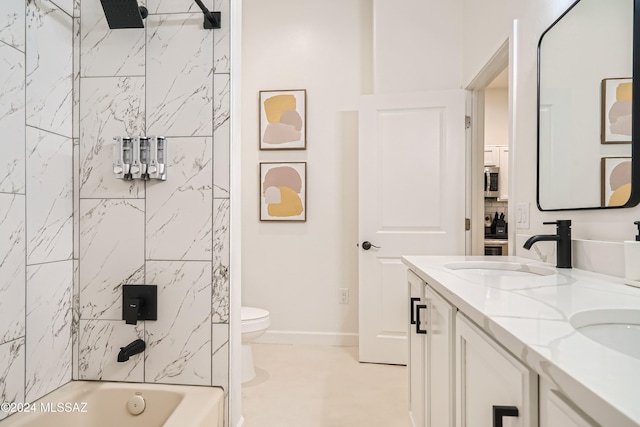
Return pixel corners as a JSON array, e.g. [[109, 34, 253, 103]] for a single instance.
[[483, 69, 509, 255], [466, 40, 511, 256]]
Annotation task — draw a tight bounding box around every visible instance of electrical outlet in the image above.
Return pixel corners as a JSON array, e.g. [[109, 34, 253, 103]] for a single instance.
[[339, 288, 349, 304]]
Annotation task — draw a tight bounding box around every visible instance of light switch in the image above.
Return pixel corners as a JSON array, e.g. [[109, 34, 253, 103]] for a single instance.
[[516, 203, 530, 229]]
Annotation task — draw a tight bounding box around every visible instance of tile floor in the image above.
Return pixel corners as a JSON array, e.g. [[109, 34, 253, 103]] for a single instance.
[[241, 343, 410, 427]]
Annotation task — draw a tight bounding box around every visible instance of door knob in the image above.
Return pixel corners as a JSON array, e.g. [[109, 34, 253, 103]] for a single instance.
[[361, 241, 381, 250]]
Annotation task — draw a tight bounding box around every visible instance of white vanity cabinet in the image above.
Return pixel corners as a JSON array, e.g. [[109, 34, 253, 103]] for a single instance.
[[426, 284, 455, 427], [456, 313, 537, 427], [404, 256, 640, 427], [408, 270, 426, 427], [407, 270, 455, 427], [539, 378, 597, 427]]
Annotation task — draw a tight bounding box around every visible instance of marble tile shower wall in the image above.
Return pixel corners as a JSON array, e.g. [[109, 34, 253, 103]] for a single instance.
[[0, 0, 74, 420], [76, 0, 231, 394], [0, 0, 230, 421]]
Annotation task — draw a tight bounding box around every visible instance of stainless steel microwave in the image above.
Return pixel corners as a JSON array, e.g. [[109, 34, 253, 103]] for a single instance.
[[484, 166, 499, 198]]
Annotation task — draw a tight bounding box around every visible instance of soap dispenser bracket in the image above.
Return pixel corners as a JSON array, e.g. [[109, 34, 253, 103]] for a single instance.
[[122, 285, 157, 325]]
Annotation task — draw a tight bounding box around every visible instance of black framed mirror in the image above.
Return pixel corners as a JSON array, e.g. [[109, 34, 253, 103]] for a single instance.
[[537, 0, 640, 210]]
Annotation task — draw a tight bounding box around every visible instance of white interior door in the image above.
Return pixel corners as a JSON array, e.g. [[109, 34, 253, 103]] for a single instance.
[[358, 90, 466, 364]]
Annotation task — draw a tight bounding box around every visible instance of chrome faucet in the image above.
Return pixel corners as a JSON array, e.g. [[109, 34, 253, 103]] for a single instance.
[[117, 339, 145, 362], [523, 220, 572, 268]]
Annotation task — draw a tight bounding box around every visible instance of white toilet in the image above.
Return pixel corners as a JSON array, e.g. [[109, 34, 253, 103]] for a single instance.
[[241, 306, 270, 383]]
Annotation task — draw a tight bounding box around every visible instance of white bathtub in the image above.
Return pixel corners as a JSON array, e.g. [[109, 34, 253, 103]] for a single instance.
[[1, 381, 224, 427]]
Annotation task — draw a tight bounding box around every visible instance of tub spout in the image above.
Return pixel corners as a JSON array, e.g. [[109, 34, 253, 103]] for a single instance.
[[523, 220, 572, 269], [117, 339, 145, 362]]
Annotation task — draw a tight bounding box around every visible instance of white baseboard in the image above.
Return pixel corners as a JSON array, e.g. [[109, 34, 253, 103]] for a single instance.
[[255, 330, 358, 347]]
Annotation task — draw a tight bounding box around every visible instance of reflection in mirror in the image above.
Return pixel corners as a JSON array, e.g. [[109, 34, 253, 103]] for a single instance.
[[537, 0, 636, 210]]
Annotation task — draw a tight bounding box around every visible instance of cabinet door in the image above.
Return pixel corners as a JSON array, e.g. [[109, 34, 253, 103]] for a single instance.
[[539, 378, 596, 427], [498, 147, 509, 201], [426, 285, 455, 427], [456, 314, 537, 427], [408, 270, 426, 427], [484, 146, 499, 166]]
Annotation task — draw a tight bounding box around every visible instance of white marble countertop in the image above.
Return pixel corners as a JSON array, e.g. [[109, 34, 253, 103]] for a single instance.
[[402, 255, 640, 426]]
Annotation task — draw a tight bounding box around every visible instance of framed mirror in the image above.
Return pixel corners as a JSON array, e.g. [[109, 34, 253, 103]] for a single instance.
[[537, 0, 640, 210]]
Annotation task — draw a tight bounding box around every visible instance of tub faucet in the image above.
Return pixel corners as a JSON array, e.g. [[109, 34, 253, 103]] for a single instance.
[[117, 339, 145, 362], [523, 220, 572, 268]]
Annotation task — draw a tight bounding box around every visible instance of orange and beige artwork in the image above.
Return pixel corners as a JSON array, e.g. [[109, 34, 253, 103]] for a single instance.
[[601, 157, 631, 207], [259, 90, 306, 150], [260, 162, 306, 221], [602, 78, 632, 143]]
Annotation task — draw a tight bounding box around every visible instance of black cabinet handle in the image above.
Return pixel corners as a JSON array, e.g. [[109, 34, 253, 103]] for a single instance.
[[415, 304, 427, 334], [410, 297, 420, 324], [493, 405, 519, 427]]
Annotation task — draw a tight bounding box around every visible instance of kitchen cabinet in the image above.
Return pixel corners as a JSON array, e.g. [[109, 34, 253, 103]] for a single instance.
[[484, 145, 509, 200], [498, 146, 508, 200], [456, 313, 537, 427], [484, 146, 500, 167], [539, 378, 597, 427], [408, 270, 426, 427], [498, 146, 509, 201]]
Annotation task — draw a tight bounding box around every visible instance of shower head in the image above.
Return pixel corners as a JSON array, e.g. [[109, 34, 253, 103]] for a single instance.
[[99, 0, 148, 29]]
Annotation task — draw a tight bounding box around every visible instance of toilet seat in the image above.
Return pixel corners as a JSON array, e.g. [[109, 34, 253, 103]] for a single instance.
[[241, 307, 270, 334]]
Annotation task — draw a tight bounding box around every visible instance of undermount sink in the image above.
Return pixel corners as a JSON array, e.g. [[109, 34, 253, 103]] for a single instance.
[[570, 309, 640, 359], [444, 261, 557, 277]]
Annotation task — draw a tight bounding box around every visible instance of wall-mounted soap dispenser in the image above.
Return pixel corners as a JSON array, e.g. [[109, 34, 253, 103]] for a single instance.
[[139, 137, 149, 179], [113, 136, 167, 181], [624, 221, 640, 281], [113, 136, 133, 180], [147, 136, 167, 181], [130, 137, 143, 180]]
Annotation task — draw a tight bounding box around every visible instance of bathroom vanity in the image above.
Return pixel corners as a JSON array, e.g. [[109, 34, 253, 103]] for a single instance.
[[404, 255, 640, 427]]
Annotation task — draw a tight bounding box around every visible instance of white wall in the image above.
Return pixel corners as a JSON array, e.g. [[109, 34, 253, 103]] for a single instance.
[[484, 88, 508, 147], [241, 0, 372, 344], [463, 0, 640, 272], [374, 0, 463, 92], [241, 0, 464, 345], [240, 0, 640, 349], [241, 0, 465, 344], [462, 0, 514, 87]]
